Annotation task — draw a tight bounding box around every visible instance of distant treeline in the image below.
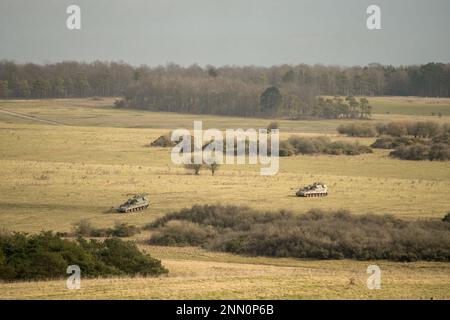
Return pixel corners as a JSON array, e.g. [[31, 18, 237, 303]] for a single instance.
[[147, 205, 450, 262], [1, 61, 449, 117]]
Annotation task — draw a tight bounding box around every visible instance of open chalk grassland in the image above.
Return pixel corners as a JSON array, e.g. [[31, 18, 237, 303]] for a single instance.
[[368, 96, 450, 116], [0, 98, 450, 299], [1, 247, 449, 300], [1, 123, 449, 232], [2, 97, 450, 131]]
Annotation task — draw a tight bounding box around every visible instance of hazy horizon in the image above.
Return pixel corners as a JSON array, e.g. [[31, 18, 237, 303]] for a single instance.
[[1, 0, 450, 67]]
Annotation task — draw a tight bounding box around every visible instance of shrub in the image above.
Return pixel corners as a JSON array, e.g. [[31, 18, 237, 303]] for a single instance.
[[444, 124, 450, 134], [109, 222, 140, 237], [0, 232, 167, 281], [279, 140, 296, 157], [390, 144, 431, 160], [376, 121, 445, 138], [288, 136, 331, 154], [385, 122, 408, 137], [371, 136, 428, 149], [390, 143, 450, 161], [72, 219, 94, 236], [150, 135, 175, 147], [324, 141, 373, 155], [147, 205, 450, 262], [409, 121, 441, 138], [149, 221, 216, 246], [114, 99, 126, 108], [83, 237, 167, 276], [443, 213, 450, 223], [337, 123, 377, 137], [267, 121, 279, 132], [279, 136, 372, 157], [429, 143, 450, 161], [73, 221, 140, 237], [432, 133, 450, 145], [371, 136, 395, 149]]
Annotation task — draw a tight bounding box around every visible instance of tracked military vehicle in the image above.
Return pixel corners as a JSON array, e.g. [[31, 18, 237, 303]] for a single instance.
[[296, 183, 328, 197], [117, 195, 149, 213]]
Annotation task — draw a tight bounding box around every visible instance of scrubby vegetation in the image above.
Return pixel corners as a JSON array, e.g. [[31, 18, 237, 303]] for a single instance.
[[267, 121, 280, 132], [147, 205, 450, 262], [337, 123, 377, 137], [339, 121, 450, 138], [150, 135, 175, 147], [443, 212, 450, 223], [72, 220, 140, 238], [149, 221, 216, 246], [280, 136, 372, 156], [371, 136, 427, 149], [369, 131, 450, 161], [377, 121, 443, 138], [0, 231, 167, 281], [350, 122, 450, 161], [151, 130, 373, 158], [390, 143, 450, 161]]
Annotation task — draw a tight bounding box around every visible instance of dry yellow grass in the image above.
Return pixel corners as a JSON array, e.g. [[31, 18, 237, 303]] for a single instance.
[[1, 122, 449, 234], [1, 246, 449, 300], [0, 98, 449, 299]]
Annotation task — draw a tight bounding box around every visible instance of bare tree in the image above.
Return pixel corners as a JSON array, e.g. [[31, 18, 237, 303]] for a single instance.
[[206, 162, 220, 176], [184, 163, 202, 175]]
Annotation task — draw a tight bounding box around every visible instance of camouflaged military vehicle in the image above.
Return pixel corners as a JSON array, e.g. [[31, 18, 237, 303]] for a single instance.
[[296, 183, 328, 197], [117, 195, 149, 213]]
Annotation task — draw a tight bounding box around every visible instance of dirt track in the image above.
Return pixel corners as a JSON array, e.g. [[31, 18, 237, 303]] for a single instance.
[[0, 109, 66, 125]]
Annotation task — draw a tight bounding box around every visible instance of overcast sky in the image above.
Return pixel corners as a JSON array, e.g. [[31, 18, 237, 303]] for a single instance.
[[1, 0, 449, 67]]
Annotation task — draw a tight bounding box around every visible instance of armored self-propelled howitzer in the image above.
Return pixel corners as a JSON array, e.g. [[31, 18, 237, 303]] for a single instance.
[[117, 195, 149, 213], [296, 183, 328, 197]]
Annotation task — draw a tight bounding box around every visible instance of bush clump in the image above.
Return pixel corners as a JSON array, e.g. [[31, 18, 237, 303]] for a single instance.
[[371, 136, 428, 149], [370, 130, 450, 161], [376, 121, 445, 138], [443, 212, 450, 223], [432, 133, 450, 145], [73, 220, 140, 238], [0, 231, 167, 281], [324, 141, 373, 155], [390, 143, 450, 161], [337, 123, 377, 137], [150, 135, 176, 147], [149, 220, 216, 246], [147, 205, 450, 262], [280, 136, 372, 156]]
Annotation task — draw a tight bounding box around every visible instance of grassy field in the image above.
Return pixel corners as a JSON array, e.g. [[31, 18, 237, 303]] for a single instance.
[[1, 247, 449, 300], [0, 98, 449, 299], [369, 96, 450, 116]]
